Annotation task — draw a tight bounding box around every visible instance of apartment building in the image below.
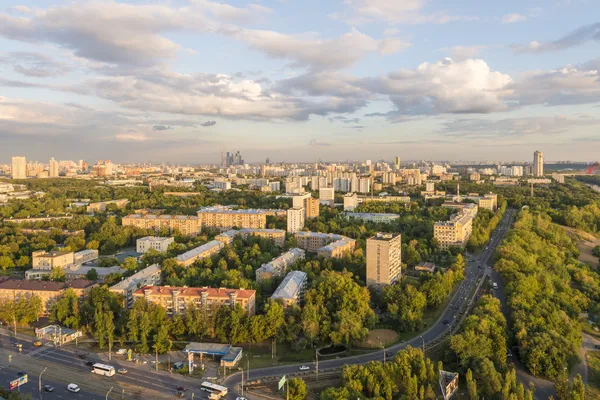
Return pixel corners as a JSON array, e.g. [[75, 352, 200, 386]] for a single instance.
[[256, 248, 305, 282], [294, 231, 355, 258], [0, 279, 96, 315], [344, 212, 400, 224], [12, 156, 26, 180], [358, 195, 411, 204], [316, 237, 356, 258], [366, 233, 402, 288], [134, 286, 256, 316], [109, 264, 162, 308], [434, 203, 478, 249], [343, 193, 358, 211], [270, 271, 308, 307], [122, 214, 202, 236], [478, 194, 498, 212], [287, 207, 305, 233], [73, 249, 99, 265], [469, 173, 481, 182], [215, 229, 286, 247], [32, 250, 74, 269], [319, 187, 334, 202], [86, 199, 129, 213], [136, 236, 175, 253], [533, 150, 544, 177], [196, 206, 268, 229], [175, 240, 224, 267]]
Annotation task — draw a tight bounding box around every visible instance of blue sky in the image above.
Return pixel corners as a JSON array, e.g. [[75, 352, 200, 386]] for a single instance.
[[0, 0, 599, 163]]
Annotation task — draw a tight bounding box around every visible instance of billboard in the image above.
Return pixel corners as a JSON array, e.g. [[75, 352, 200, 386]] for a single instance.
[[188, 351, 194, 374], [10, 375, 28, 390], [278, 375, 286, 391]]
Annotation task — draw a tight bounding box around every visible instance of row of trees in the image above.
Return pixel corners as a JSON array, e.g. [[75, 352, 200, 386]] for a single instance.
[[48, 269, 375, 352], [0, 295, 43, 334], [377, 255, 465, 332], [320, 347, 440, 400], [495, 211, 586, 379], [467, 201, 507, 251]]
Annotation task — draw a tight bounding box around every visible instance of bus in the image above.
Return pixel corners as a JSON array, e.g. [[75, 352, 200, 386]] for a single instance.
[[91, 363, 116, 377], [200, 382, 228, 399]]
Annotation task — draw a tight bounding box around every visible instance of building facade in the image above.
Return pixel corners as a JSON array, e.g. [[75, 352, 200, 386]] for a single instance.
[[366, 233, 402, 288], [256, 248, 305, 282], [11, 156, 27, 180], [533, 150, 544, 177], [175, 240, 224, 267], [122, 214, 202, 236], [286, 207, 305, 233], [434, 203, 477, 249], [270, 271, 308, 307], [343, 193, 358, 211], [134, 286, 256, 316], [136, 236, 175, 253], [294, 231, 355, 258], [109, 264, 162, 308], [0, 279, 95, 315], [196, 207, 268, 229], [86, 199, 129, 213]]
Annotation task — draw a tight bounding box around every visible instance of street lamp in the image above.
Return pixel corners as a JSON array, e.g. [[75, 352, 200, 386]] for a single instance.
[[106, 386, 113, 400], [238, 367, 244, 395], [39, 367, 47, 400], [420, 336, 425, 353]]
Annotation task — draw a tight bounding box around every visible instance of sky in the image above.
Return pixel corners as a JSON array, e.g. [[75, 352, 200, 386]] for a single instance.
[[0, 0, 599, 164]]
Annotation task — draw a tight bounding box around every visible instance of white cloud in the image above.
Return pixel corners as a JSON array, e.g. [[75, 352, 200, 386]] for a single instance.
[[335, 0, 477, 25], [359, 58, 513, 115], [442, 45, 487, 61], [226, 27, 411, 69], [502, 13, 527, 24]]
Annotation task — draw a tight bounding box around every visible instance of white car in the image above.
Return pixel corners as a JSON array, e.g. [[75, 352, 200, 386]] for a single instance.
[[67, 384, 81, 393], [116, 349, 127, 355], [299, 365, 310, 371]]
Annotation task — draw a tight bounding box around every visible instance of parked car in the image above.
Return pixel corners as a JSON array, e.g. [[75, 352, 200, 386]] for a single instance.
[[44, 385, 55, 392], [67, 384, 80, 393], [116, 349, 127, 355], [299, 365, 310, 371]]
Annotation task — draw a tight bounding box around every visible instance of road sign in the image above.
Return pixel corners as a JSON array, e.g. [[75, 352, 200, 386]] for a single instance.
[[188, 351, 194, 374], [278, 375, 286, 391], [9, 375, 28, 390]]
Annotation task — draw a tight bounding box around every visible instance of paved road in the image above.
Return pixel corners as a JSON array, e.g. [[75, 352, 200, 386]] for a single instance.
[[226, 209, 517, 392], [0, 331, 209, 399]]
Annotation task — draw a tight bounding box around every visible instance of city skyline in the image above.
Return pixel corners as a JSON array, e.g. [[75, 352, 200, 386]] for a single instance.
[[1, 0, 599, 162]]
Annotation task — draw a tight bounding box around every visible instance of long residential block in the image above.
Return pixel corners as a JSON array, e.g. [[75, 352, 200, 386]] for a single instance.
[[175, 240, 224, 267], [133, 285, 256, 316]]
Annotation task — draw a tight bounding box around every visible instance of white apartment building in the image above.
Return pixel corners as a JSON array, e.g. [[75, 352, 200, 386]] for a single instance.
[[358, 178, 371, 194], [49, 158, 59, 178], [270, 270, 308, 307], [256, 248, 305, 282], [109, 264, 162, 308], [136, 236, 175, 253], [287, 207, 305, 233], [12, 156, 27, 180], [213, 180, 231, 190], [534, 151, 544, 177], [343, 193, 358, 211], [319, 187, 334, 201]]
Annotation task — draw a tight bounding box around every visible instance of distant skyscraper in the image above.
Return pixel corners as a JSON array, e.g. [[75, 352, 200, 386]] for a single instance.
[[394, 156, 401, 170], [49, 157, 59, 178], [366, 233, 402, 288], [533, 151, 544, 177], [223, 151, 244, 167], [11, 156, 26, 180]]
